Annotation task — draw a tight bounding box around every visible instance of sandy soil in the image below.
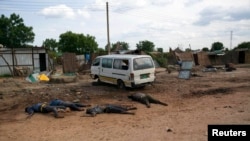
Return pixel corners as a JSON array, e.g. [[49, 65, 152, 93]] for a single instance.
[[0, 65, 249, 141]]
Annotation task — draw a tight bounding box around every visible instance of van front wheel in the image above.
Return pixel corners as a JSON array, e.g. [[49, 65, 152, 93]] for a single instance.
[[117, 80, 125, 89]]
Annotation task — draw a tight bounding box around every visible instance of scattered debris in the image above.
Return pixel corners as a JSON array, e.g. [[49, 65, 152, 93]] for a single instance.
[[238, 110, 244, 113], [166, 127, 173, 132], [13, 66, 31, 76], [38, 74, 50, 82], [223, 106, 232, 108], [189, 88, 233, 97], [225, 63, 237, 72], [202, 65, 217, 72], [25, 73, 39, 83], [191, 73, 203, 77]]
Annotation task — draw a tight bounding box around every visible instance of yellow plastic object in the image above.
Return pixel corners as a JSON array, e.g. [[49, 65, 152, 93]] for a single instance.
[[39, 74, 50, 81]]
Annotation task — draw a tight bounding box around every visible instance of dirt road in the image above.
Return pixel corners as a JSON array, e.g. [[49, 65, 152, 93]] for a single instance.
[[0, 66, 249, 141]]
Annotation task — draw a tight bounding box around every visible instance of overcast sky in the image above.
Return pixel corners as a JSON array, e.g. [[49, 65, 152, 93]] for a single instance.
[[1, 0, 250, 52]]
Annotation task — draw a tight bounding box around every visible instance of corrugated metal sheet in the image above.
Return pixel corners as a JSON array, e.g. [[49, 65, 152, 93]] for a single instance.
[[0, 67, 12, 75], [0, 54, 13, 65], [181, 61, 194, 70], [14, 54, 33, 65], [178, 70, 191, 79], [245, 51, 250, 63], [0, 48, 50, 76]]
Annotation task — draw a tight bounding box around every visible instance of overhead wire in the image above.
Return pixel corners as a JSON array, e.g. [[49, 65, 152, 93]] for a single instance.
[[1, 1, 243, 27], [0, 1, 246, 43]]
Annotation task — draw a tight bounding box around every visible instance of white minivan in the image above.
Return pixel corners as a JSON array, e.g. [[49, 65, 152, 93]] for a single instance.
[[90, 54, 155, 89]]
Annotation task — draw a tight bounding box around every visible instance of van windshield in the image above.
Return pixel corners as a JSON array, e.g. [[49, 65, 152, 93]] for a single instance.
[[133, 57, 154, 70]]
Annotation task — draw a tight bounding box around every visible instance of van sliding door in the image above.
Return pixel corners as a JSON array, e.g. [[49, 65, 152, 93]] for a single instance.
[[113, 59, 129, 81], [100, 58, 114, 83]]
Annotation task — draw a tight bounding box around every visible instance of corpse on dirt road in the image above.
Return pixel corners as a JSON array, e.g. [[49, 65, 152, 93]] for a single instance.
[[25, 102, 65, 119], [128, 92, 168, 108], [84, 104, 137, 117], [49, 99, 91, 111]]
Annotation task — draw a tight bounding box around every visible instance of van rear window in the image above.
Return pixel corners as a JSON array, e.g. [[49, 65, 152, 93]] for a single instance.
[[133, 57, 154, 70]]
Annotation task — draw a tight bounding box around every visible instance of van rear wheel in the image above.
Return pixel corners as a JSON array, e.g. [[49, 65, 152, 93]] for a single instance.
[[117, 80, 125, 89]]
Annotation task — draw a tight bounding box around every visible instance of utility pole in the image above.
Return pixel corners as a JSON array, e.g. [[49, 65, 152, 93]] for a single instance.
[[106, 2, 110, 54], [230, 31, 233, 50], [230, 31, 233, 62]]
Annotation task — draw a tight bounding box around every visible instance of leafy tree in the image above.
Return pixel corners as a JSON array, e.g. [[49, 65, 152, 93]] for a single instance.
[[157, 48, 163, 53], [185, 48, 191, 52], [84, 34, 98, 53], [111, 41, 129, 51], [58, 31, 78, 53], [0, 13, 35, 48], [58, 31, 98, 54], [235, 42, 250, 49], [96, 48, 107, 55], [136, 40, 155, 52], [97, 48, 105, 53], [202, 47, 209, 52], [211, 42, 224, 51], [42, 38, 58, 51]]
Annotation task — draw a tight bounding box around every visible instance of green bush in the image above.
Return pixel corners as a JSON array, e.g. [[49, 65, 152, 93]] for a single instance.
[[0, 74, 12, 77]]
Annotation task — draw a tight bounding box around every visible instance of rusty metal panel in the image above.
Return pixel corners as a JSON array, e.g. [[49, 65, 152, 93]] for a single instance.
[[62, 53, 77, 73], [0, 48, 49, 75], [245, 51, 250, 63]]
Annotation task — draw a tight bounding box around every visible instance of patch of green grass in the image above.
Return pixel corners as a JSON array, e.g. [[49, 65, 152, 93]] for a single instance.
[[0, 74, 12, 78]]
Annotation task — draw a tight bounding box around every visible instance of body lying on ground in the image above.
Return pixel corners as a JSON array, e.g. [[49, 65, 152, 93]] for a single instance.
[[49, 99, 91, 111], [84, 104, 137, 117], [128, 92, 168, 108], [25, 102, 65, 119]]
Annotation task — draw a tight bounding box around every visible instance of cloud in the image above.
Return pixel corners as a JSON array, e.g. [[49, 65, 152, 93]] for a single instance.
[[184, 0, 203, 6], [77, 8, 90, 18], [151, 0, 173, 6], [194, 6, 250, 26], [229, 8, 250, 21], [40, 4, 75, 19], [110, 0, 173, 13]]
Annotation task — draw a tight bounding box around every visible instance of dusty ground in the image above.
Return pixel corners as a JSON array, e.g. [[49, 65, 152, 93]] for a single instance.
[[0, 65, 249, 141]]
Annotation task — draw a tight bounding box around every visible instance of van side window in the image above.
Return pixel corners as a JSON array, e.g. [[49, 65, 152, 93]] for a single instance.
[[113, 59, 129, 70], [92, 58, 100, 66], [133, 57, 154, 70], [102, 58, 113, 68]]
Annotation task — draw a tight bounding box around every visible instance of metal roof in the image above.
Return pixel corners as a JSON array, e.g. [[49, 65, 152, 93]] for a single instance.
[[97, 54, 151, 59]]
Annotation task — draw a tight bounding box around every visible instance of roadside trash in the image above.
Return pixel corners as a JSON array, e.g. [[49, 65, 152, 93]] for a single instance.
[[202, 68, 217, 72], [38, 74, 50, 81], [225, 63, 236, 72], [25, 72, 50, 82], [202, 65, 217, 72], [64, 73, 76, 76], [26, 73, 39, 83]]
